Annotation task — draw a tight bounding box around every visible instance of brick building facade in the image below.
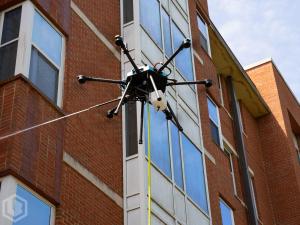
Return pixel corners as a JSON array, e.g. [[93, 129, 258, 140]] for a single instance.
[[0, 0, 299, 225]]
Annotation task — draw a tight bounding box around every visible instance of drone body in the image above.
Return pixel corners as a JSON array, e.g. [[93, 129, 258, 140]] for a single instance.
[[77, 35, 213, 144]]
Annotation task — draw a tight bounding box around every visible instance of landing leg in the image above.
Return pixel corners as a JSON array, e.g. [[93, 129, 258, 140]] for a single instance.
[[139, 101, 145, 144]]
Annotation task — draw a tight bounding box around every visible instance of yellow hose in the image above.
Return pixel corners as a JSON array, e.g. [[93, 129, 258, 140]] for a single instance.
[[147, 102, 152, 225]]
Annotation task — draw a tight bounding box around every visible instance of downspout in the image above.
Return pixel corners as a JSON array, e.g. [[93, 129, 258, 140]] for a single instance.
[[227, 76, 258, 225]]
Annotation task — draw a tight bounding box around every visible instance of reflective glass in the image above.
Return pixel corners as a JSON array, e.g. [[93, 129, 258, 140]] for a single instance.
[[13, 185, 51, 225], [162, 9, 172, 57], [207, 98, 219, 125], [145, 105, 171, 177], [220, 200, 234, 225], [170, 122, 183, 189], [210, 120, 220, 146], [172, 22, 193, 81], [29, 47, 59, 102], [140, 0, 162, 48], [0, 41, 18, 80], [197, 16, 208, 40], [32, 11, 62, 66], [1, 7, 22, 44], [182, 135, 208, 212]]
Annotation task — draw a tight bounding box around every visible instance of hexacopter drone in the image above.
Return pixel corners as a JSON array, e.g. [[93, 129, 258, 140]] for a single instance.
[[77, 35, 212, 144]]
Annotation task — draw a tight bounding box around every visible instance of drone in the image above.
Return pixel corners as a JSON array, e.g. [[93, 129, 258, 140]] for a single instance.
[[77, 35, 212, 144]]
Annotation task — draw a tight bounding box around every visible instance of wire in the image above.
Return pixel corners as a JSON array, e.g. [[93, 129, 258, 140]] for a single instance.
[[0, 97, 121, 142], [147, 102, 152, 225]]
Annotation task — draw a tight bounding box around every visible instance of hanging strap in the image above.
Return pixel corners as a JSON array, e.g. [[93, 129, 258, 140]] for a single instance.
[[147, 102, 152, 225]]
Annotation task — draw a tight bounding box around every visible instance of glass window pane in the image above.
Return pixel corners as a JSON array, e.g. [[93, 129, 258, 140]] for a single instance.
[[172, 22, 193, 81], [170, 122, 183, 189], [210, 120, 220, 146], [29, 47, 59, 102], [13, 185, 51, 225], [140, 0, 162, 48], [123, 0, 134, 23], [145, 105, 171, 177], [207, 98, 219, 125], [0, 41, 18, 80], [200, 33, 208, 52], [162, 9, 172, 57], [182, 135, 208, 212], [32, 11, 62, 66], [1, 7, 22, 44], [220, 200, 234, 225], [197, 16, 208, 39]]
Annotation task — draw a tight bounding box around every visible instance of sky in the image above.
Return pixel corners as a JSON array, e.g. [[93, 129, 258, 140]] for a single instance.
[[208, 0, 300, 102]]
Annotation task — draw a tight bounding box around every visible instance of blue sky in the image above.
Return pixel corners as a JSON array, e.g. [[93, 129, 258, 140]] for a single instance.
[[208, 0, 300, 102]]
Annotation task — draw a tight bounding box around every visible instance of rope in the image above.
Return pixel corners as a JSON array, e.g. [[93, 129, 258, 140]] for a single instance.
[[0, 97, 120, 142], [147, 102, 152, 225]]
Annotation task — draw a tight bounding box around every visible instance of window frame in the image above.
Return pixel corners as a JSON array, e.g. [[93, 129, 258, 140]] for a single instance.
[[0, 176, 55, 225], [219, 198, 235, 225], [223, 142, 238, 196], [196, 13, 211, 57], [0, 1, 65, 107], [207, 95, 223, 148]]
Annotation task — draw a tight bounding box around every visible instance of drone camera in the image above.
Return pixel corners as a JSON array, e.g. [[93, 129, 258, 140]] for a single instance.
[[77, 75, 87, 84], [182, 39, 191, 49]]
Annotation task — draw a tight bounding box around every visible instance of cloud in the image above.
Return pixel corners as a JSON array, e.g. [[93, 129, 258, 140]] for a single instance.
[[208, 0, 300, 101]]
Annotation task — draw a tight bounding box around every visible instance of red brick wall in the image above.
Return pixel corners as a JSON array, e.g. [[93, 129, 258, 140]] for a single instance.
[[0, 0, 70, 34], [247, 62, 300, 225], [0, 76, 64, 203], [56, 164, 123, 225]]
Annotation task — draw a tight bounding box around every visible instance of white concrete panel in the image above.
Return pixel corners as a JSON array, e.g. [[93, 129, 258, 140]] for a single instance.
[[176, 0, 187, 12], [127, 158, 140, 196], [170, 2, 189, 37], [152, 201, 176, 225], [152, 214, 166, 225], [127, 208, 141, 225], [127, 194, 140, 211], [161, 0, 169, 10], [151, 166, 174, 214], [186, 200, 209, 225], [176, 73, 197, 114], [174, 188, 186, 223], [124, 23, 136, 51], [140, 28, 163, 65], [178, 106, 200, 147]]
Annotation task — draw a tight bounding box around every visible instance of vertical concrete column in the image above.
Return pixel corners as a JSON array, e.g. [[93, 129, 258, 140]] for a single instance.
[[227, 76, 258, 225]]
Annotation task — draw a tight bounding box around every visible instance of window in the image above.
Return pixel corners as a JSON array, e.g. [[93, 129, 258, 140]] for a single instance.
[[220, 199, 235, 225], [172, 22, 193, 81], [224, 144, 237, 195], [123, 0, 133, 24], [292, 132, 300, 162], [197, 15, 210, 54], [0, 3, 64, 105], [144, 109, 209, 212], [145, 105, 171, 178], [140, 0, 194, 81], [161, 9, 172, 58], [170, 122, 183, 189], [250, 176, 259, 219], [207, 97, 221, 146], [0, 7, 22, 80], [182, 134, 208, 212], [140, 0, 162, 48], [0, 176, 54, 225]]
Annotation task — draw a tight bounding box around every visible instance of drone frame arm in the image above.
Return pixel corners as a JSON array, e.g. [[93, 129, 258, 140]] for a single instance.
[[77, 75, 126, 85], [157, 39, 191, 74], [115, 35, 140, 73], [167, 79, 213, 87], [166, 102, 183, 132]]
